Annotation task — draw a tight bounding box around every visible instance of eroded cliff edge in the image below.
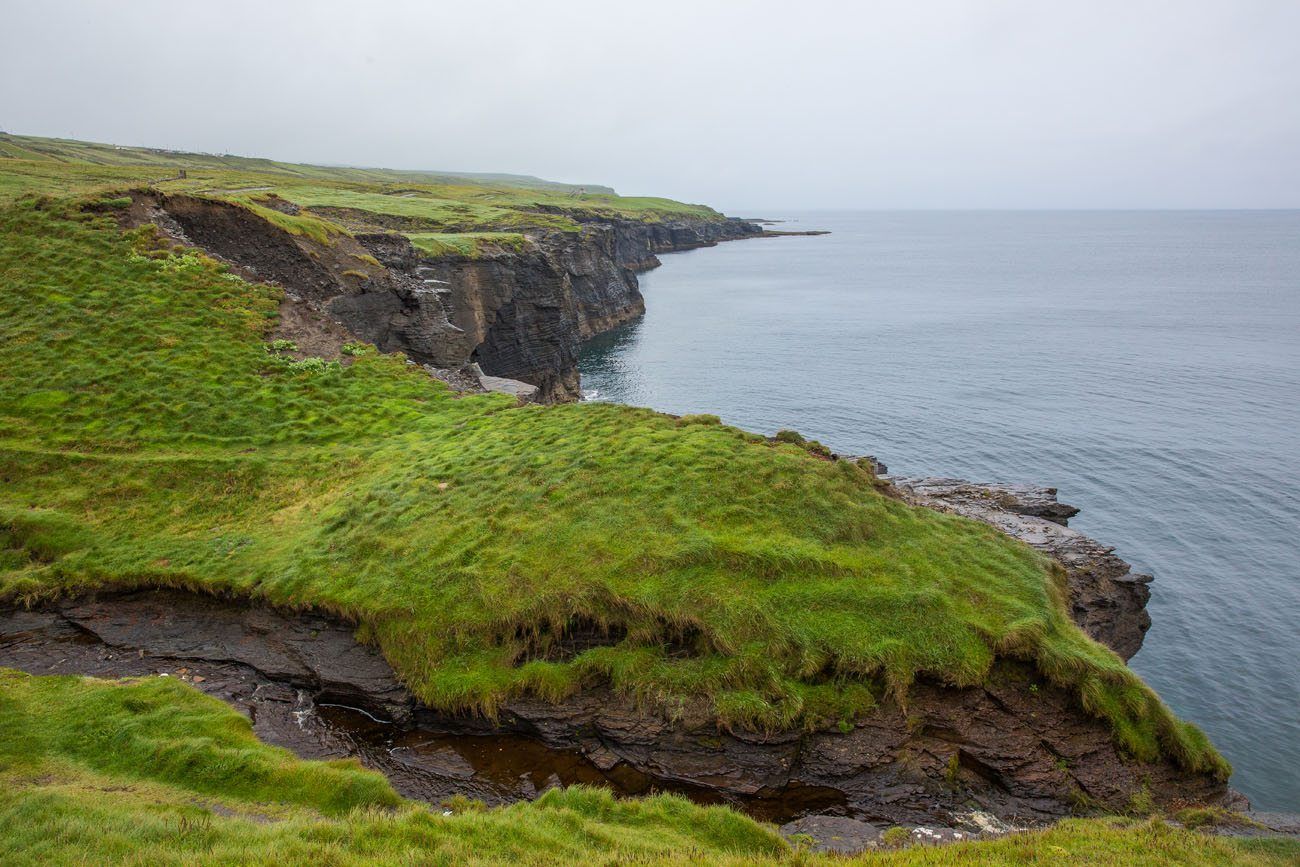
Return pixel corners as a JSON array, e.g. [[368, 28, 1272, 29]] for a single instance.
[[0, 479, 1228, 829], [122, 191, 762, 401], [884, 473, 1152, 661]]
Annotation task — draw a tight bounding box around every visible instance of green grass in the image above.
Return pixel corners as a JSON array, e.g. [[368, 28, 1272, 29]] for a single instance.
[[407, 231, 529, 258], [0, 126, 737, 318], [0, 132, 722, 227], [269, 185, 582, 233], [223, 195, 352, 245], [0, 669, 788, 865], [0, 133, 614, 192], [0, 670, 1288, 866], [0, 191, 1227, 780], [0, 132, 729, 275]]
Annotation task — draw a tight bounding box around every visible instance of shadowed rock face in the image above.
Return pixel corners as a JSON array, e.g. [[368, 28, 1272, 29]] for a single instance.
[[130, 192, 761, 402], [887, 477, 1152, 660], [351, 217, 762, 400], [0, 589, 1227, 827]]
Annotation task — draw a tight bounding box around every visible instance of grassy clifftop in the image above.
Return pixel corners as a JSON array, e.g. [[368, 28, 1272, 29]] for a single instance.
[[0, 163, 1224, 780], [0, 132, 723, 236], [1, 670, 1288, 866]]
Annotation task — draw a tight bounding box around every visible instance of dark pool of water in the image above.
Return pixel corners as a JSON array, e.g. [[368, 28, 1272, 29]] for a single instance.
[[316, 704, 846, 822], [580, 210, 1300, 810]]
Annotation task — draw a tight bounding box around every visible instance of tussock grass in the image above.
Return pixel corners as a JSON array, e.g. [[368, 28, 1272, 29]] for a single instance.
[[0, 669, 787, 865], [0, 196, 1227, 778]]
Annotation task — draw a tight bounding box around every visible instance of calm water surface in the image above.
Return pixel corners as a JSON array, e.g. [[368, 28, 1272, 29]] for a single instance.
[[579, 211, 1300, 809]]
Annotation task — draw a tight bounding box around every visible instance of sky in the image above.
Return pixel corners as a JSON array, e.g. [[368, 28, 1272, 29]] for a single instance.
[[2, 0, 1297, 211]]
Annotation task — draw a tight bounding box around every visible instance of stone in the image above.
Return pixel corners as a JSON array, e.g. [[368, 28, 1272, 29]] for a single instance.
[[780, 815, 881, 853]]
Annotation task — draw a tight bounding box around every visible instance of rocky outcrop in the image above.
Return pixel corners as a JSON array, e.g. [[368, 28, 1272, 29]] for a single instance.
[[0, 589, 1227, 827], [349, 217, 762, 399], [600, 216, 767, 272], [886, 477, 1152, 660], [126, 191, 762, 402]]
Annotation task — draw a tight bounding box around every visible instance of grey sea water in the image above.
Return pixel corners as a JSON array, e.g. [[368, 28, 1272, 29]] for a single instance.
[[579, 210, 1300, 810]]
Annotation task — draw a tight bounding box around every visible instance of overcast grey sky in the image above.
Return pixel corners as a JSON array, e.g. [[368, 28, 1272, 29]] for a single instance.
[[3, 0, 1297, 210]]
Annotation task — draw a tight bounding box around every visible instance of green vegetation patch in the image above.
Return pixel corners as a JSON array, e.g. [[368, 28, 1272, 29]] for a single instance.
[[272, 185, 580, 233], [0, 669, 786, 865], [0, 132, 723, 229], [0, 195, 1228, 779], [222, 195, 351, 245], [407, 231, 528, 258]]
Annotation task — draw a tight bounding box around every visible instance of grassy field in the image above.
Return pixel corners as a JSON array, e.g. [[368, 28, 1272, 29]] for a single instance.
[[0, 135, 1251, 861], [406, 231, 529, 258], [1, 670, 1289, 866], [0, 132, 724, 246]]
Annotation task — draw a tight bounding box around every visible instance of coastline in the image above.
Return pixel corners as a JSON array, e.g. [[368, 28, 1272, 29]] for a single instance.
[[1, 206, 1242, 830]]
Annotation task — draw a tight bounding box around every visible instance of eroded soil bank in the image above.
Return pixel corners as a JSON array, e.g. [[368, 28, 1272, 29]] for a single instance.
[[0, 480, 1238, 833], [0, 579, 1231, 831], [0, 590, 843, 821]]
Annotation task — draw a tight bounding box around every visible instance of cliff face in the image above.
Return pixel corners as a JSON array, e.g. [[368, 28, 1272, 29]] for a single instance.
[[132, 192, 761, 401]]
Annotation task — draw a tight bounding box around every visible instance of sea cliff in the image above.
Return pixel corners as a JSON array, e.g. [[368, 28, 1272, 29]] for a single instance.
[[0, 134, 1274, 860], [120, 190, 762, 401]]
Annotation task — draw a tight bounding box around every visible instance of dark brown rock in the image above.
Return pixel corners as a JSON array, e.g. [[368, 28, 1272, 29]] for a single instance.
[[780, 815, 881, 853]]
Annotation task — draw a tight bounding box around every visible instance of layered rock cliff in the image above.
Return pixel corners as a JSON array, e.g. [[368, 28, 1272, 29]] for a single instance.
[[126, 192, 762, 401]]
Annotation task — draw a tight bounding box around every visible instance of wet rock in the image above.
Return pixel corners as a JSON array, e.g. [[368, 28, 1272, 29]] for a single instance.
[[1238, 812, 1300, 837], [780, 815, 881, 854], [389, 746, 476, 780], [888, 476, 1151, 659], [472, 663, 1229, 826], [892, 478, 1080, 526], [58, 589, 411, 724]]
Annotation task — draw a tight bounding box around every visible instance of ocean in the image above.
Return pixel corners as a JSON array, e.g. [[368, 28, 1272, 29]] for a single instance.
[[579, 210, 1300, 809]]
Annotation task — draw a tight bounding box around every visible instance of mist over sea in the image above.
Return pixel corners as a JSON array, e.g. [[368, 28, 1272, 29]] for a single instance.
[[579, 210, 1300, 809]]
